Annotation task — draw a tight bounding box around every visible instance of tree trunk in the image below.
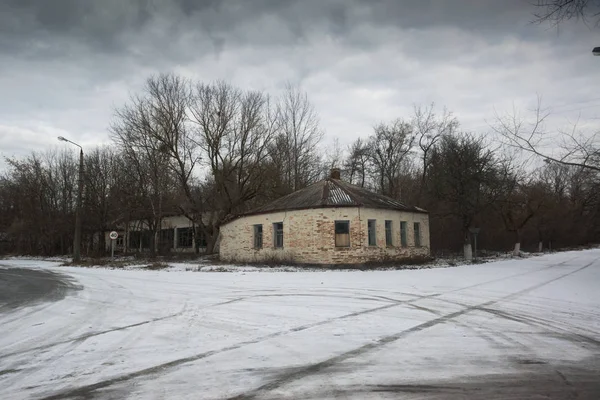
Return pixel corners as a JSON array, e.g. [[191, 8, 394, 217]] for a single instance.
[[99, 228, 106, 255], [464, 243, 473, 261], [512, 230, 521, 257], [538, 241, 543, 253], [205, 228, 219, 254], [513, 242, 521, 257], [149, 229, 156, 258]]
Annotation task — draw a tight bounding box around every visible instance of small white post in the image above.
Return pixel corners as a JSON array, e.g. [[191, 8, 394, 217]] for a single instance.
[[109, 231, 118, 259]]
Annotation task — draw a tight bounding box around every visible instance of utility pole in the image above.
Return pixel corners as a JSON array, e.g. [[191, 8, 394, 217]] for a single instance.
[[58, 136, 84, 263], [74, 148, 83, 262]]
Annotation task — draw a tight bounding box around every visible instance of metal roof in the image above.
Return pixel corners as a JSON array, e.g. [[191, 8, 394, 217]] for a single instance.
[[238, 178, 428, 218]]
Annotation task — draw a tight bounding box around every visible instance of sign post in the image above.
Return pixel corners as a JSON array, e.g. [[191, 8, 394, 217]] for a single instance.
[[468, 227, 481, 261], [109, 231, 118, 259]]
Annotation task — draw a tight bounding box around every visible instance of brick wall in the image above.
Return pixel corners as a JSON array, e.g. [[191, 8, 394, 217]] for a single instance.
[[219, 207, 430, 264]]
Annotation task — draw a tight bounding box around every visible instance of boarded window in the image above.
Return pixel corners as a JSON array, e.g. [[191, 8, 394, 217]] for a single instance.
[[177, 227, 193, 248], [385, 220, 393, 246], [273, 222, 284, 248], [414, 222, 421, 247], [368, 219, 377, 246], [254, 224, 263, 249], [335, 220, 350, 247], [400, 221, 408, 247]]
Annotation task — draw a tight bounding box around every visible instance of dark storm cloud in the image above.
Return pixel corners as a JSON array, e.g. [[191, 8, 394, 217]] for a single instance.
[[1, 1, 144, 54], [1, 0, 598, 171], [0, 0, 538, 60]]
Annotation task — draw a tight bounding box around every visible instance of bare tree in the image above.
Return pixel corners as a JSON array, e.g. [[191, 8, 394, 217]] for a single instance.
[[493, 98, 600, 173], [189, 81, 278, 253], [533, 0, 600, 26], [321, 138, 344, 178], [3, 150, 78, 255], [427, 133, 511, 259], [136, 74, 206, 252], [110, 82, 180, 256], [369, 119, 415, 198], [496, 170, 545, 256], [276, 83, 323, 192], [83, 146, 121, 254], [343, 138, 371, 188], [412, 103, 458, 200]]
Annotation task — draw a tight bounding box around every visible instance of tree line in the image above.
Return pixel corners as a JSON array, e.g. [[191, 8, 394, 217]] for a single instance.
[[1, 74, 598, 258]]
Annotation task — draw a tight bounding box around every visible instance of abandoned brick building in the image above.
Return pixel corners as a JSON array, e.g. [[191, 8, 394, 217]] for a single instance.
[[219, 170, 430, 264]]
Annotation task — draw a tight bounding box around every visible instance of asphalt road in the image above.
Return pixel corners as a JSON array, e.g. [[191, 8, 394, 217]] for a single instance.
[[0, 266, 80, 312]]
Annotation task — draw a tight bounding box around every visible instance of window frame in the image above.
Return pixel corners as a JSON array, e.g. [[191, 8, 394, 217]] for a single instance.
[[334, 220, 350, 248], [385, 220, 393, 247], [177, 227, 193, 248], [367, 219, 377, 246], [253, 224, 263, 249], [400, 221, 408, 247], [273, 222, 284, 249], [414, 222, 421, 247]]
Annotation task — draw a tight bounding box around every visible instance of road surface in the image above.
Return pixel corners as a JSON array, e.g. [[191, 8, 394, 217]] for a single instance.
[[0, 266, 80, 312], [0, 251, 599, 399]]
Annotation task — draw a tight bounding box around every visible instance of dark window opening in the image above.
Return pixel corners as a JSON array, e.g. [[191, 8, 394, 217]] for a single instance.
[[368, 219, 376, 246], [414, 222, 422, 247], [273, 222, 283, 248], [385, 220, 393, 246], [254, 224, 263, 249], [400, 221, 408, 247]]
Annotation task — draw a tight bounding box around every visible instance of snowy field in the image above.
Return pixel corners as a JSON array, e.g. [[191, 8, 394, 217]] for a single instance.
[[1, 250, 599, 399]]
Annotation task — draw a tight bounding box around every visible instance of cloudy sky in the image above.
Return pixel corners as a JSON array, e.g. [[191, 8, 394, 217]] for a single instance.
[[1, 0, 599, 170]]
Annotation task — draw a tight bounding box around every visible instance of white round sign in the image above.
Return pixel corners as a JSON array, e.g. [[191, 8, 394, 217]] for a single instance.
[[109, 231, 118, 240]]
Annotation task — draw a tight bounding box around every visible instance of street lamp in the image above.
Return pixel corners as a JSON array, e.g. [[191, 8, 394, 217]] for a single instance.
[[58, 136, 84, 263]]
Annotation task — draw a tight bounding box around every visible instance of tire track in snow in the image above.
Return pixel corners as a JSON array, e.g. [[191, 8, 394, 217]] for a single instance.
[[225, 260, 597, 399], [409, 293, 592, 399], [5, 255, 578, 359], [0, 293, 383, 362], [0, 312, 184, 360], [34, 256, 588, 399], [37, 292, 444, 400], [474, 307, 600, 347]]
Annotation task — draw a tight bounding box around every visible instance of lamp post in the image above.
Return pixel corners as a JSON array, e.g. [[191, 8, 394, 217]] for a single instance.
[[58, 136, 83, 263]]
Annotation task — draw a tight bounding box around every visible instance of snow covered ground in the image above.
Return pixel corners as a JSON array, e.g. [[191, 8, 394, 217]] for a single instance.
[[1, 250, 599, 399]]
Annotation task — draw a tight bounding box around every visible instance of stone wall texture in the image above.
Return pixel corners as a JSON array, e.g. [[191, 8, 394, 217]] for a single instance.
[[219, 207, 430, 264]]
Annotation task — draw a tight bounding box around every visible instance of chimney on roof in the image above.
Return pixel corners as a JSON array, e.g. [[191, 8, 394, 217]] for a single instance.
[[330, 168, 341, 180]]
